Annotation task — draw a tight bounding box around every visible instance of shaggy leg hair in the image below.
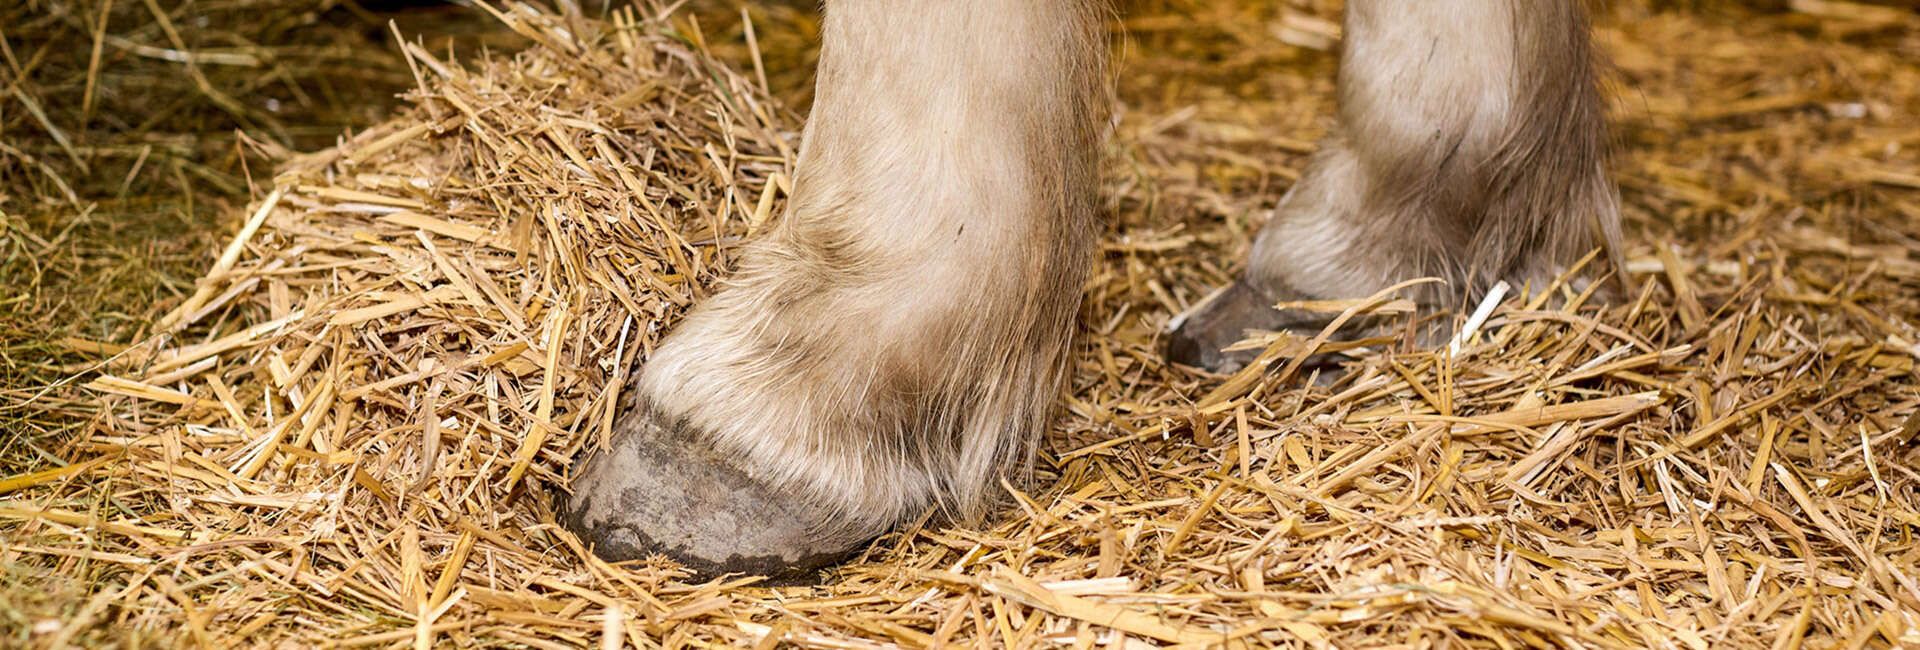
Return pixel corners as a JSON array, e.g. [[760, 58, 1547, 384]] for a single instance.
[[562, 0, 1108, 581], [1169, 0, 1622, 372]]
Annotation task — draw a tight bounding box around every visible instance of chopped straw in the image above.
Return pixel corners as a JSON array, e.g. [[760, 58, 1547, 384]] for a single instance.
[[2, 0, 1918, 647]]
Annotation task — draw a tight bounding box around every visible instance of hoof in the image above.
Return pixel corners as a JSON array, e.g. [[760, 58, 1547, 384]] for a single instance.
[[1166, 279, 1316, 373], [1169, 277, 1396, 377], [558, 417, 867, 585]]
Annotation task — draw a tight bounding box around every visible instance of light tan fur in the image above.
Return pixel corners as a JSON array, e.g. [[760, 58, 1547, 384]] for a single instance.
[[630, 0, 1108, 540], [1247, 0, 1619, 308]]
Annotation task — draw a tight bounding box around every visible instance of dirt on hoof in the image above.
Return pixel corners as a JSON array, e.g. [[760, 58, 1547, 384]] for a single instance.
[[560, 415, 864, 585]]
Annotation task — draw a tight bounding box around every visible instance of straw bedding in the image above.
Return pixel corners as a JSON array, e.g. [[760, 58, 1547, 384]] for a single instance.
[[3, 1, 1918, 647]]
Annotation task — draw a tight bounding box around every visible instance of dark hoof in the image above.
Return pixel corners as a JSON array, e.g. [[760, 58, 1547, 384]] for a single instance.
[[1167, 278, 1320, 373], [558, 417, 866, 585]]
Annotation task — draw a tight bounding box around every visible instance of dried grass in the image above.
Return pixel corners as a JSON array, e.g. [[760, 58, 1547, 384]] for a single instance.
[[3, 0, 1918, 648]]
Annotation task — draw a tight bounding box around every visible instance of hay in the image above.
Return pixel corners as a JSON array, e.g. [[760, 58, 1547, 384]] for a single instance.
[[2, 0, 1918, 647], [0, 0, 501, 479]]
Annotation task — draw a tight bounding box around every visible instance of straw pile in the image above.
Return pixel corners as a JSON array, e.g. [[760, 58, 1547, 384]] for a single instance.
[[3, 1, 1918, 648]]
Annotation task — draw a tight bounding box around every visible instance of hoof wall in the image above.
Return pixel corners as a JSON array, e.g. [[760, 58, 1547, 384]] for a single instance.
[[559, 419, 867, 585]]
